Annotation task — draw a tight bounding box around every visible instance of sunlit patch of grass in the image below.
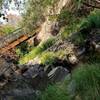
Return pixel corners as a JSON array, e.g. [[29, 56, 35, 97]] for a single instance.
[[40, 52, 56, 65], [19, 38, 55, 64], [40, 49, 68, 66]]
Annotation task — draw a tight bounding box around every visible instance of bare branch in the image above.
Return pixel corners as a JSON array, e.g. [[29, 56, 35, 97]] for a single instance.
[[82, 1, 100, 9]]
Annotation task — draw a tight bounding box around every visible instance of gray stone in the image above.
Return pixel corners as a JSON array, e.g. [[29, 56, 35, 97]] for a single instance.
[[48, 66, 69, 82], [23, 64, 45, 79], [44, 65, 53, 74]]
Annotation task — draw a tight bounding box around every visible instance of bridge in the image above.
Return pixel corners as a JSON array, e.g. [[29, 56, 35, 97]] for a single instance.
[[0, 27, 41, 53]]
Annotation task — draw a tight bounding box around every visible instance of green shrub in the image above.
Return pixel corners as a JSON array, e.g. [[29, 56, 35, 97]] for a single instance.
[[71, 10, 100, 44], [57, 10, 72, 27], [17, 41, 29, 55], [40, 52, 56, 65], [58, 9, 84, 39], [40, 85, 70, 100], [40, 38, 55, 51], [39, 63, 100, 100], [0, 25, 16, 35], [69, 63, 100, 100], [86, 52, 100, 64], [22, 0, 58, 32], [19, 38, 55, 64], [40, 50, 69, 65], [80, 10, 100, 30], [16, 48, 23, 57]]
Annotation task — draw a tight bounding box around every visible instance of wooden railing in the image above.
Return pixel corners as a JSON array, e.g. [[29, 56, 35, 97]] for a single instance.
[[0, 26, 41, 53], [0, 28, 26, 48]]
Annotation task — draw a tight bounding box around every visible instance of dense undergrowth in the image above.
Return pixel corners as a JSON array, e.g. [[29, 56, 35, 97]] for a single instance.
[[19, 37, 56, 64], [39, 63, 100, 100], [36, 10, 100, 100], [0, 25, 16, 36]]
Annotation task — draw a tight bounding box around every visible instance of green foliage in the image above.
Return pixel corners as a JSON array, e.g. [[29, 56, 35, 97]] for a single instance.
[[61, 19, 82, 40], [71, 10, 100, 44], [40, 85, 70, 100], [16, 41, 29, 57], [57, 9, 84, 39], [57, 10, 72, 26], [40, 38, 55, 50], [22, 0, 57, 32], [75, 0, 84, 8], [85, 52, 100, 64], [70, 63, 100, 100], [16, 48, 23, 57], [0, 25, 16, 35], [42, 0, 57, 7], [40, 49, 69, 66], [40, 63, 100, 100], [0, 0, 3, 7], [70, 31, 85, 45], [80, 10, 100, 29], [19, 38, 55, 64], [40, 52, 56, 65]]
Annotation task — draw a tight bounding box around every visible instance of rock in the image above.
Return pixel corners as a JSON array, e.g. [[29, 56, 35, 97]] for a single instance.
[[22, 64, 49, 89], [44, 65, 53, 74], [67, 53, 78, 64], [23, 64, 45, 79], [48, 66, 69, 82], [95, 44, 100, 52], [2, 89, 37, 96], [67, 80, 76, 97], [34, 36, 41, 46], [0, 81, 7, 87], [0, 56, 17, 82], [0, 89, 40, 100], [51, 22, 60, 36]]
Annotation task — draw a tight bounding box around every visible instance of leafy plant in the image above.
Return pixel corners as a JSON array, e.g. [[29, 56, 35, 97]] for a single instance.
[[0, 25, 16, 35], [70, 10, 100, 44], [69, 63, 100, 100], [39, 85, 70, 100], [80, 10, 100, 30], [22, 0, 57, 32], [19, 38, 55, 64], [40, 52, 56, 65]]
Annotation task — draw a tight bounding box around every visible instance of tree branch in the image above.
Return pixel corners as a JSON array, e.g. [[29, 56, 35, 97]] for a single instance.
[[82, 2, 100, 9], [95, 0, 100, 3]]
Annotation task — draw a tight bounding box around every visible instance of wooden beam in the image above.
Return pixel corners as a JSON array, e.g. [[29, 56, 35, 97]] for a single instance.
[[0, 35, 28, 53]]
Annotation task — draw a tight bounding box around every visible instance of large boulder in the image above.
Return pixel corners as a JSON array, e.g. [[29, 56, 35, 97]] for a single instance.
[[22, 64, 48, 89], [48, 66, 69, 82], [22, 64, 45, 79]]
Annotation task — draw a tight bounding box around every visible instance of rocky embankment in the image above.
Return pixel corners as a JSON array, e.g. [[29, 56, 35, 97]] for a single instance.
[[0, 28, 100, 99], [0, 0, 100, 99], [0, 37, 76, 98]]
